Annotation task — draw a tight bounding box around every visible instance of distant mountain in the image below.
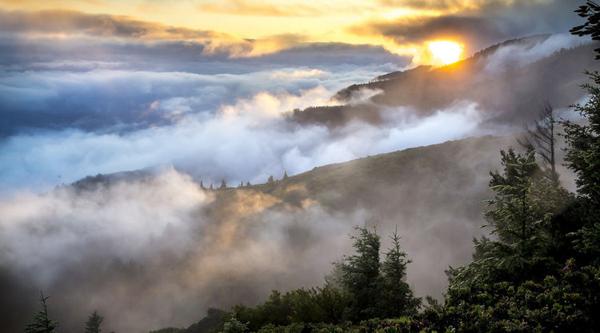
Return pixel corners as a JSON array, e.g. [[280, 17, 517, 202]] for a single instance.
[[291, 36, 599, 127]]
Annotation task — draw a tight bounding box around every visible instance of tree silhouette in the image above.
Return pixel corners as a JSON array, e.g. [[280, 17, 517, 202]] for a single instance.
[[25, 292, 58, 333], [340, 226, 382, 320], [84, 311, 103, 333], [571, 1, 600, 58], [381, 227, 419, 317], [517, 103, 559, 183]]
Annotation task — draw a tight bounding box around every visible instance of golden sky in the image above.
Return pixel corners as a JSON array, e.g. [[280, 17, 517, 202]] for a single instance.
[[0, 0, 555, 65]]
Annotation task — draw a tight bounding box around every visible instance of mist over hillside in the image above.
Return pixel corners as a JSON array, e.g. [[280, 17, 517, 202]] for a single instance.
[[0, 135, 518, 332], [0, 31, 594, 331], [1, 0, 599, 331]]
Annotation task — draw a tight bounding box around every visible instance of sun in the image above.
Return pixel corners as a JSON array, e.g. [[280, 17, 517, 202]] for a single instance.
[[427, 41, 464, 65]]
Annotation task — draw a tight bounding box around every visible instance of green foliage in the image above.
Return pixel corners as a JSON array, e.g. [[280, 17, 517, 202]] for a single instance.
[[380, 229, 420, 317], [25, 293, 58, 333], [235, 286, 350, 331], [251, 318, 427, 333], [340, 226, 383, 321], [231, 226, 420, 330], [149, 328, 185, 333], [84, 311, 104, 333], [572, 1, 600, 59], [221, 314, 248, 333], [441, 263, 600, 333], [563, 71, 600, 209]]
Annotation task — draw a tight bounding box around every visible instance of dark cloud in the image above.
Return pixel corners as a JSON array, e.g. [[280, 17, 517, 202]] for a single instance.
[[0, 9, 223, 40], [353, 0, 586, 53], [352, 15, 503, 53]]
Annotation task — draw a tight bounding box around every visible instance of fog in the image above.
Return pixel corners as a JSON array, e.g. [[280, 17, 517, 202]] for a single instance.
[[0, 86, 484, 192], [0, 169, 363, 332], [0, 28, 592, 333]]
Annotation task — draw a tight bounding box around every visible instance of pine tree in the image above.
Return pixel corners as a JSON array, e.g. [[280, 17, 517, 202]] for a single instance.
[[200, 180, 205, 189], [220, 179, 227, 189], [486, 149, 541, 247], [563, 72, 600, 207], [381, 228, 419, 317], [221, 313, 248, 333], [340, 226, 382, 321], [267, 175, 274, 184], [246, 181, 251, 187], [571, 1, 600, 59], [25, 292, 58, 333], [84, 311, 103, 333], [283, 171, 289, 180]]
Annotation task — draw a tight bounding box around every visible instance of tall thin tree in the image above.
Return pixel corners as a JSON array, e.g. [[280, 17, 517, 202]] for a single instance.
[[517, 103, 559, 183], [84, 311, 104, 333], [381, 227, 419, 317], [25, 292, 58, 333]]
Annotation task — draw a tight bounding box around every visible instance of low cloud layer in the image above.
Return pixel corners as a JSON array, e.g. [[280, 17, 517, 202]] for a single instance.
[[0, 169, 361, 332], [0, 85, 483, 191]]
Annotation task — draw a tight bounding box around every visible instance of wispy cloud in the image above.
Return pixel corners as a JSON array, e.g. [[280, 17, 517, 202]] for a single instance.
[[198, 0, 323, 17]]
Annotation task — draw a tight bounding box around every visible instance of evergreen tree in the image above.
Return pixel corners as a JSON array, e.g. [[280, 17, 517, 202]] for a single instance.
[[283, 171, 289, 180], [220, 179, 227, 189], [340, 226, 382, 321], [381, 228, 420, 317], [200, 180, 205, 189], [486, 149, 541, 248], [267, 175, 274, 184], [246, 181, 251, 187], [563, 72, 600, 208], [25, 292, 58, 333], [571, 1, 600, 59], [84, 311, 103, 333], [562, 72, 600, 268], [221, 314, 247, 333]]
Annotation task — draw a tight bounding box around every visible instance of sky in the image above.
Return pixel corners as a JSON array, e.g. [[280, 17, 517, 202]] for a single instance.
[[0, 0, 587, 192], [0, 0, 580, 63]]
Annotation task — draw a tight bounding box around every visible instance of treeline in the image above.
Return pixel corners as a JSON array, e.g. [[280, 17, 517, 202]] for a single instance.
[[25, 294, 105, 333], [199, 171, 289, 191], [227, 226, 420, 332]]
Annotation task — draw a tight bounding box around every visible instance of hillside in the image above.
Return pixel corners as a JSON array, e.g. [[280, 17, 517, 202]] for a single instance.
[[143, 135, 517, 333], [66, 135, 515, 301], [205, 135, 517, 297], [291, 36, 599, 127]]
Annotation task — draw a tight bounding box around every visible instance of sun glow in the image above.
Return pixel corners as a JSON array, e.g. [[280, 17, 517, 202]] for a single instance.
[[427, 41, 464, 65]]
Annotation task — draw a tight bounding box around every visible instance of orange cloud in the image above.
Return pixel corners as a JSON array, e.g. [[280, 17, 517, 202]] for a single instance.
[[198, 0, 322, 17]]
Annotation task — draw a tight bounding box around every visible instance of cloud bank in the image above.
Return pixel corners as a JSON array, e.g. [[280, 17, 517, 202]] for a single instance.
[[0, 85, 483, 191], [0, 168, 362, 332]]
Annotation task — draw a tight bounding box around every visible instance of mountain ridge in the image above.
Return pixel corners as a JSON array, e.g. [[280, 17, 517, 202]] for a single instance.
[[290, 35, 597, 128]]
